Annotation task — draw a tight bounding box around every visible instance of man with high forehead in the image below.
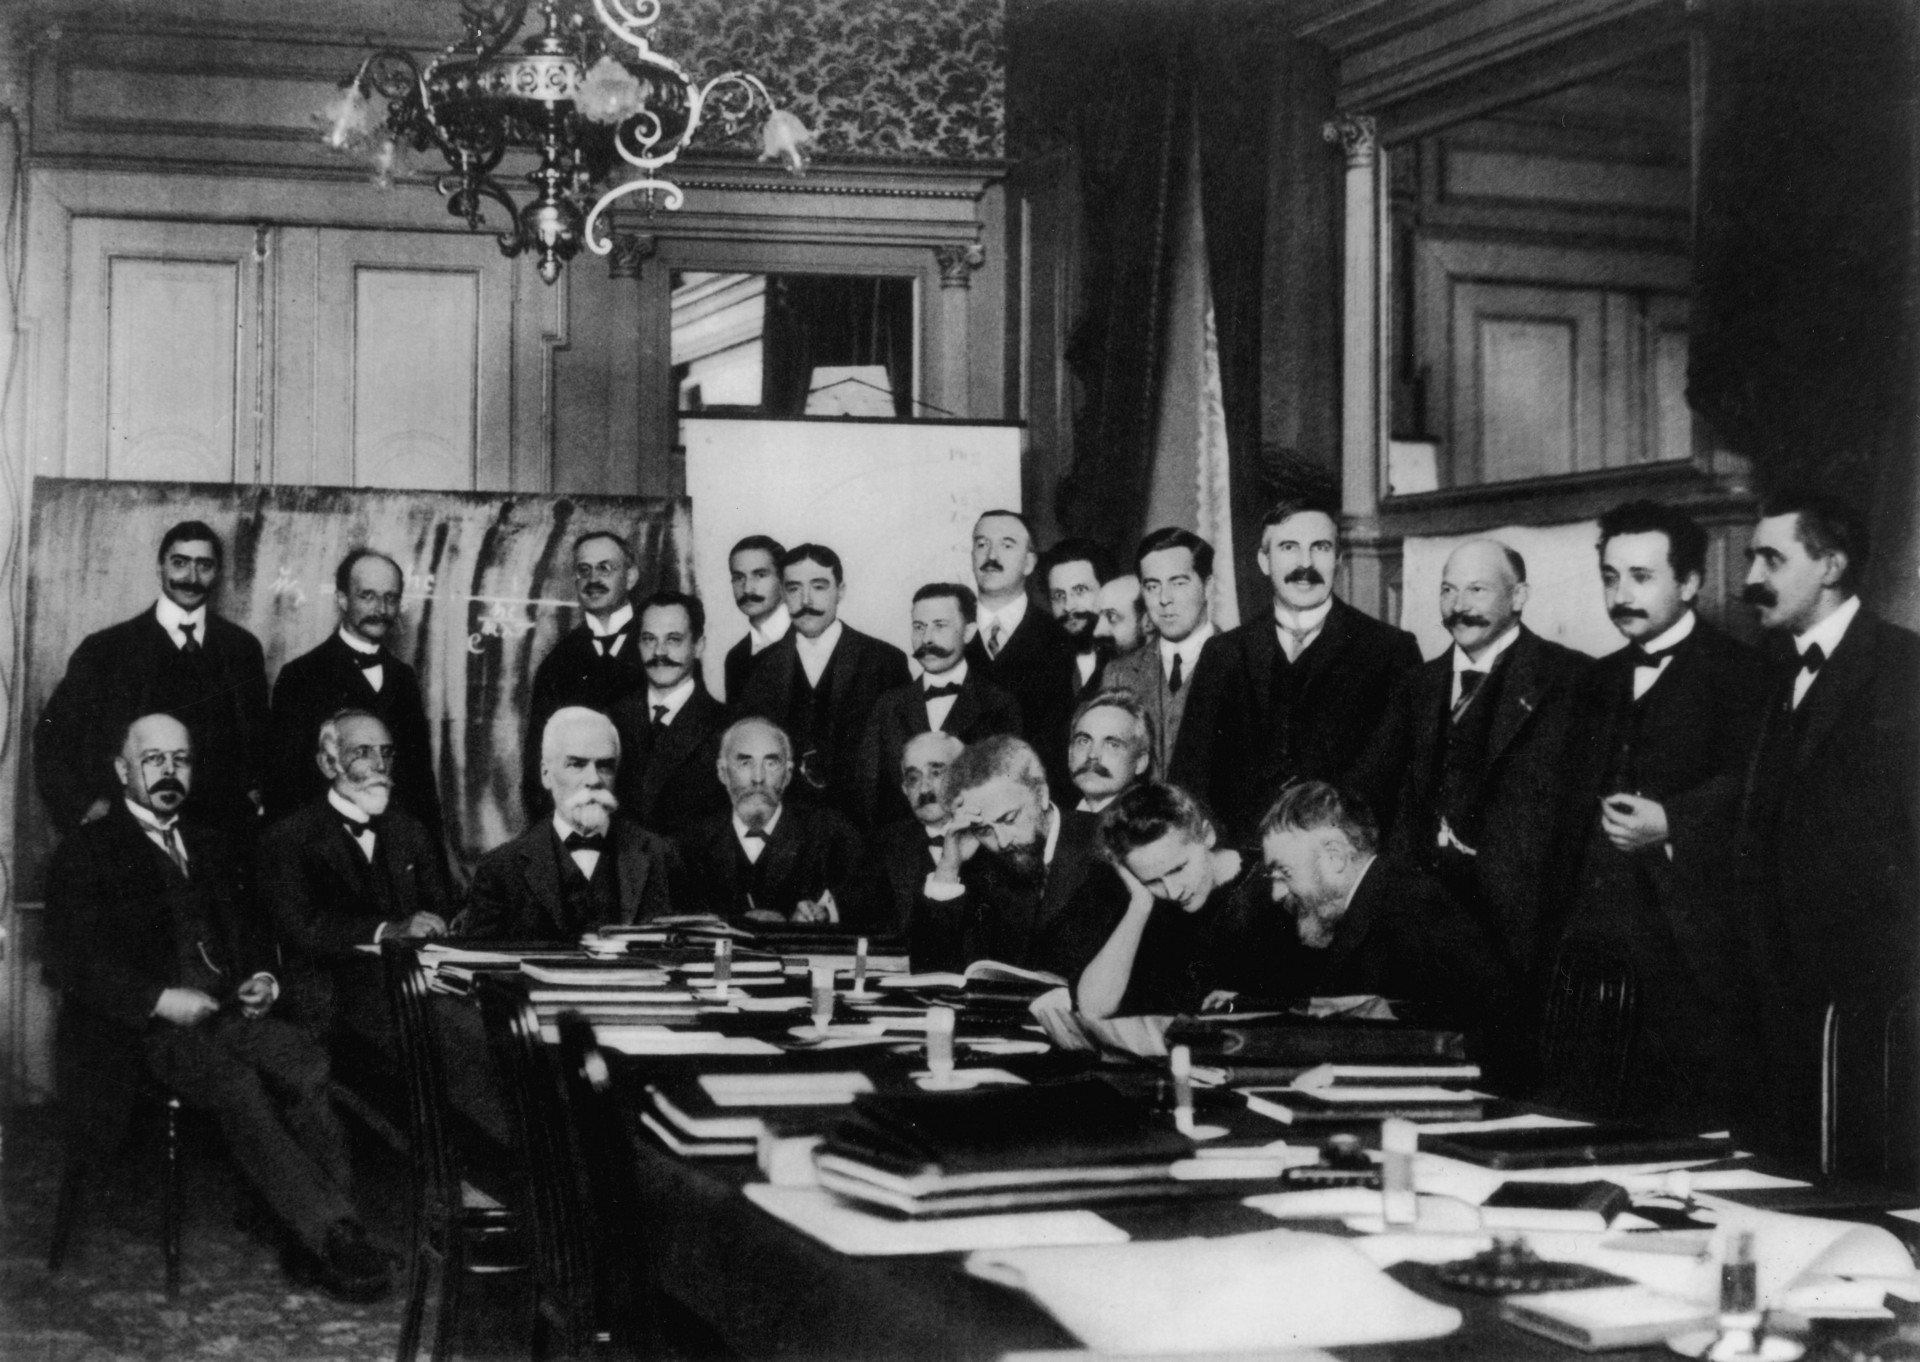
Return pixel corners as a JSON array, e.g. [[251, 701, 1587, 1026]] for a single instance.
[[722, 533, 790, 702], [1182, 497, 1421, 842], [1735, 489, 1920, 1176], [48, 715, 390, 1301], [1351, 537, 1585, 989], [269, 547, 441, 837], [1068, 689, 1153, 814], [964, 510, 1078, 804], [608, 590, 730, 836], [38, 519, 270, 834], [461, 707, 677, 940], [847, 729, 966, 934], [1091, 573, 1152, 664], [1547, 501, 1770, 1126], [523, 530, 649, 816]]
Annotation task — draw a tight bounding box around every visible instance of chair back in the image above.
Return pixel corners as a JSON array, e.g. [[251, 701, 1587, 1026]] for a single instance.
[[380, 941, 462, 1244], [1820, 991, 1919, 1188], [1540, 939, 1638, 1117]]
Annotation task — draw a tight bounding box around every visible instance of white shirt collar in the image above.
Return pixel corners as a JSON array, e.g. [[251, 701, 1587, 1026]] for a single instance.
[[1636, 609, 1696, 657], [1159, 619, 1215, 676], [646, 674, 696, 722], [1041, 802, 1062, 868], [328, 789, 371, 828], [155, 597, 207, 647], [1338, 854, 1376, 920], [125, 798, 179, 835], [551, 809, 608, 842], [1076, 793, 1116, 814], [337, 625, 380, 656], [733, 805, 783, 842], [1454, 622, 1523, 673], [748, 605, 791, 651], [922, 658, 969, 688], [587, 603, 634, 638], [1797, 593, 1861, 658], [794, 618, 844, 666], [1273, 598, 1333, 638], [976, 593, 1030, 636]]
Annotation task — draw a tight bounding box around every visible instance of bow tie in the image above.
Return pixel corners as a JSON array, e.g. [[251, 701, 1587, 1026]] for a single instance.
[[741, 827, 769, 842], [563, 831, 607, 851], [1626, 644, 1671, 669], [1798, 643, 1826, 674], [923, 680, 963, 698], [339, 815, 378, 839], [347, 648, 383, 670]]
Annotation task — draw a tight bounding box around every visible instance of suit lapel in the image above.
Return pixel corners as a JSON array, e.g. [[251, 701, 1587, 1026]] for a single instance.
[[1486, 630, 1545, 765], [613, 824, 651, 925], [1791, 612, 1878, 776], [519, 825, 567, 936], [758, 808, 803, 896]]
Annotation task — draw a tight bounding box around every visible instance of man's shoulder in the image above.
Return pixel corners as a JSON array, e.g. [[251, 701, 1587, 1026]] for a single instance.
[[69, 607, 163, 659], [276, 634, 341, 684], [614, 817, 673, 859], [1861, 609, 1920, 671], [785, 801, 861, 846], [1101, 646, 1159, 688], [474, 821, 546, 873], [1330, 597, 1417, 651], [1514, 627, 1590, 683], [260, 797, 333, 849], [841, 625, 908, 668]]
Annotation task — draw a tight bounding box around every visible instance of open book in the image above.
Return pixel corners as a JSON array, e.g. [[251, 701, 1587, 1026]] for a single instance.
[[879, 960, 1067, 991]]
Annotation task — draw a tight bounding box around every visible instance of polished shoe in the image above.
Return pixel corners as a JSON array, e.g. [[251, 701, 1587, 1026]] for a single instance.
[[315, 1220, 391, 1303]]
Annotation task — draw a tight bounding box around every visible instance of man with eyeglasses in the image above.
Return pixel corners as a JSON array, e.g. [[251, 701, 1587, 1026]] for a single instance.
[[522, 531, 651, 816], [268, 548, 441, 838], [259, 708, 450, 1043]]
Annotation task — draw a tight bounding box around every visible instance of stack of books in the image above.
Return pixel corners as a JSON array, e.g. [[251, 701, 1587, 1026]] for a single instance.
[[642, 1070, 875, 1158], [1237, 1062, 1486, 1125], [515, 956, 701, 1022]]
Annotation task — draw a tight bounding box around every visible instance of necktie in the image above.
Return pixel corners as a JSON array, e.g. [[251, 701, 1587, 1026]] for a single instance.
[[158, 824, 188, 877], [923, 680, 962, 698], [564, 831, 607, 852], [1167, 653, 1185, 695], [652, 704, 668, 725], [178, 622, 201, 654], [349, 649, 382, 670], [1451, 669, 1485, 723], [986, 621, 1003, 659], [1800, 644, 1826, 675], [1280, 626, 1313, 663]]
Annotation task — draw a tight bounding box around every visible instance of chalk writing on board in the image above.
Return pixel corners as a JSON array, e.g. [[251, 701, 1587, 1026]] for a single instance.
[[269, 565, 308, 608]]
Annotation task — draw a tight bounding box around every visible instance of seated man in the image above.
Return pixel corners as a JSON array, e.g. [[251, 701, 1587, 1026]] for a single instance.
[[846, 730, 964, 934], [460, 707, 678, 940], [674, 716, 864, 924], [47, 714, 389, 1301], [1069, 689, 1154, 814], [1076, 782, 1274, 1019], [915, 734, 1127, 977], [258, 708, 450, 1040]]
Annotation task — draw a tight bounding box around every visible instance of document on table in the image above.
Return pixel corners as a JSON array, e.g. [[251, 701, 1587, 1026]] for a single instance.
[[586, 1028, 783, 1056], [742, 1184, 1129, 1256]]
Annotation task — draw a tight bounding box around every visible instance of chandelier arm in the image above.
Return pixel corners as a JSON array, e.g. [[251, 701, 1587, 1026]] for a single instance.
[[437, 171, 524, 238], [606, 69, 772, 173], [592, 0, 664, 49], [583, 176, 685, 254], [455, 2, 529, 60]]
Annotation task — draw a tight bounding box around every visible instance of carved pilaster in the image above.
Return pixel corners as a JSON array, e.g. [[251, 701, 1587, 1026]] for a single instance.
[[1322, 114, 1378, 171], [607, 232, 656, 280], [934, 242, 986, 289]]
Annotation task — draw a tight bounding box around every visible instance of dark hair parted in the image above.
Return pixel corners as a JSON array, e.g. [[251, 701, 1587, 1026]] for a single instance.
[[1135, 526, 1214, 581], [781, 543, 844, 584], [1041, 537, 1116, 585], [1759, 487, 1869, 592], [975, 509, 1037, 544], [730, 534, 787, 565], [1097, 781, 1216, 863], [1261, 496, 1341, 534], [334, 547, 402, 596], [913, 581, 978, 617], [638, 589, 706, 641], [159, 520, 224, 568], [1258, 780, 1379, 856], [1597, 500, 1707, 582]]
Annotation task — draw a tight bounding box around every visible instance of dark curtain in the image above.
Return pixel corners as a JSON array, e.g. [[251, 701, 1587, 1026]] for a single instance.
[[762, 275, 915, 418]]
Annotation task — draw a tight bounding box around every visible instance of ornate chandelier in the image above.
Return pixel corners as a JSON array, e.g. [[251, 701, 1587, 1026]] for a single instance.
[[322, 0, 814, 284]]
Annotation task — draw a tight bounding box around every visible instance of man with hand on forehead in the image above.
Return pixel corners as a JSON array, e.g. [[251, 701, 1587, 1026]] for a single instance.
[[460, 706, 677, 940], [609, 591, 730, 837]]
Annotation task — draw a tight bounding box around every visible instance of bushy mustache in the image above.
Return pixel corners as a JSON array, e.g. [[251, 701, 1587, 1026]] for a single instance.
[[1442, 610, 1491, 631], [1609, 604, 1647, 622], [913, 788, 942, 809], [793, 605, 827, 618], [1285, 567, 1325, 586], [149, 777, 186, 797], [913, 642, 956, 662], [1743, 583, 1778, 608], [979, 558, 1004, 574], [1072, 758, 1112, 779]]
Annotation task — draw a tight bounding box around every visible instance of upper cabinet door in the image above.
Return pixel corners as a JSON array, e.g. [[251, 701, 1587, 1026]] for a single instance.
[[64, 219, 269, 484]]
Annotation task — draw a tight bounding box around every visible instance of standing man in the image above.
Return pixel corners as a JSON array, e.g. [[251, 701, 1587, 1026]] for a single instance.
[[1351, 539, 1586, 986], [460, 707, 678, 940], [735, 543, 911, 825], [1042, 538, 1116, 702], [722, 534, 790, 702], [1091, 573, 1152, 664], [846, 730, 966, 935], [608, 591, 729, 837], [854, 583, 1020, 827], [522, 532, 649, 815], [1545, 502, 1770, 1125], [1068, 690, 1154, 815], [1183, 499, 1422, 842], [1100, 527, 1219, 787], [37, 520, 269, 834], [1736, 490, 1920, 1176], [965, 511, 1077, 803], [269, 548, 441, 837], [46, 713, 390, 1301]]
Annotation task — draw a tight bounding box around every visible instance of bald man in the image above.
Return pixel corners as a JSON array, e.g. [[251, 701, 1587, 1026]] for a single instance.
[[1353, 538, 1587, 996], [460, 706, 678, 940]]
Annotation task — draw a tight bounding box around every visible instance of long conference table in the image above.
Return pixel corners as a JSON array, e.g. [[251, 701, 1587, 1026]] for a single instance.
[[405, 953, 1920, 1362]]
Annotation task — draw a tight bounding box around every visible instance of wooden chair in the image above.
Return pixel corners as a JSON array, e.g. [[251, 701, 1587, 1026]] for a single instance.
[[381, 942, 527, 1362], [46, 1083, 184, 1298], [1819, 991, 1919, 1188], [1539, 940, 1638, 1118]]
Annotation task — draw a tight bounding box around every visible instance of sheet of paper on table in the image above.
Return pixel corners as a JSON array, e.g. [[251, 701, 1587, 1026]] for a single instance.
[[742, 1184, 1129, 1256], [587, 1028, 783, 1056]]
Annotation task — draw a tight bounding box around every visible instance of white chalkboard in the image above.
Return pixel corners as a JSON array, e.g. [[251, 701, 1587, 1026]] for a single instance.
[[682, 417, 1026, 700], [1399, 521, 1621, 663]]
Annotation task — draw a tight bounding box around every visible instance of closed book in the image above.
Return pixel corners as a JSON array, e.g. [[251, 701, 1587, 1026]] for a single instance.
[[1419, 1125, 1734, 1170], [1479, 1180, 1631, 1232], [1500, 1285, 1716, 1350], [647, 1079, 863, 1142], [639, 1111, 756, 1159], [1166, 1016, 1469, 1065], [1239, 1086, 1484, 1125], [816, 1167, 1205, 1218], [520, 960, 672, 986]]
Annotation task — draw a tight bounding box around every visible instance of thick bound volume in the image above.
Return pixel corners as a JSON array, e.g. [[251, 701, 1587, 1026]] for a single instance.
[[1419, 1125, 1735, 1170], [1500, 1285, 1716, 1350], [1239, 1086, 1485, 1125], [1165, 1015, 1469, 1065], [1478, 1180, 1631, 1232]]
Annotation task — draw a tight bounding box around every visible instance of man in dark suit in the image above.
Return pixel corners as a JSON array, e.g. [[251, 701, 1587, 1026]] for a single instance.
[[735, 542, 911, 826], [37, 520, 269, 834], [47, 714, 389, 1301], [521, 531, 649, 815], [461, 707, 676, 940], [964, 511, 1078, 804], [721, 534, 789, 703], [1736, 490, 1920, 1178], [914, 735, 1127, 980], [1351, 539, 1587, 986], [1101, 527, 1221, 787], [854, 582, 1021, 827], [268, 548, 441, 837], [1545, 502, 1771, 1126], [608, 591, 729, 837], [846, 730, 964, 934], [675, 717, 864, 924], [1042, 537, 1116, 703], [1182, 498, 1422, 842], [258, 710, 450, 1041]]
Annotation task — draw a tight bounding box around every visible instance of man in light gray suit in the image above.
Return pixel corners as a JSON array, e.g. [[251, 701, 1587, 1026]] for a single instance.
[[1098, 527, 1219, 785]]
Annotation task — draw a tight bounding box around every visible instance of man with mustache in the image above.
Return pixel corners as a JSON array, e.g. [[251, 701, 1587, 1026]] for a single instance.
[[1734, 490, 1920, 1178], [1069, 689, 1153, 814], [735, 543, 911, 826], [846, 730, 965, 934], [259, 709, 450, 1042], [38, 520, 269, 835], [1181, 497, 1421, 842], [965, 510, 1078, 805], [268, 549, 441, 839], [1092, 573, 1152, 662], [47, 714, 390, 1301], [1041, 537, 1116, 702], [1348, 538, 1585, 1018], [607, 591, 730, 837], [676, 716, 864, 923], [521, 531, 649, 816], [722, 534, 790, 702], [853, 582, 1020, 828], [1100, 527, 1220, 786], [460, 707, 677, 940], [1544, 501, 1770, 1126], [912, 734, 1128, 979]]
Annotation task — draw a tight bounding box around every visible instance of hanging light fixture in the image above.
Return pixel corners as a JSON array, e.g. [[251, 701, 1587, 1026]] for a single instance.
[[322, 0, 814, 284]]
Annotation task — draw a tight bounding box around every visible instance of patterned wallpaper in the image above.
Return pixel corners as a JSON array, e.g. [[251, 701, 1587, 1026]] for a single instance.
[[652, 0, 1005, 162]]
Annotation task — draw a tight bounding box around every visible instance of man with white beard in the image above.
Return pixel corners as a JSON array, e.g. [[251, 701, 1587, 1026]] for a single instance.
[[459, 707, 678, 940], [259, 708, 451, 1040]]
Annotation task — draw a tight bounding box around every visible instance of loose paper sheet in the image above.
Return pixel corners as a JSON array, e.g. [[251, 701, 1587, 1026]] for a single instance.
[[743, 1184, 1128, 1257]]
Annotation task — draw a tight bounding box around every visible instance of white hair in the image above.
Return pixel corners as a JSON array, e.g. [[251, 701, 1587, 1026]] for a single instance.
[[542, 706, 621, 764]]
